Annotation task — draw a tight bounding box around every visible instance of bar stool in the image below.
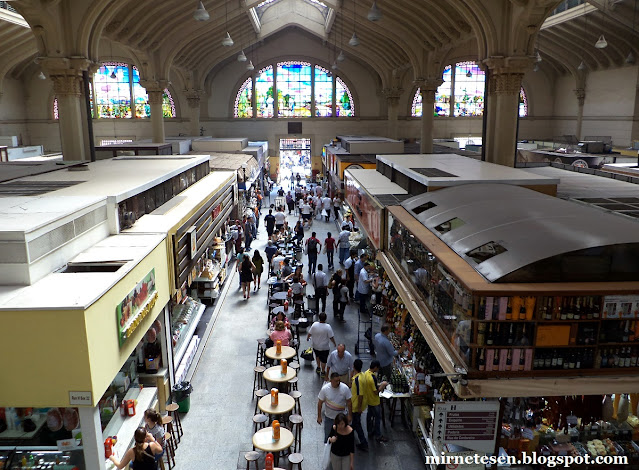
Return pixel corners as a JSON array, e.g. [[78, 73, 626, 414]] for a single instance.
[[163, 432, 176, 469], [287, 376, 299, 392], [289, 361, 300, 371], [256, 338, 267, 366], [165, 403, 182, 442], [252, 413, 268, 433], [254, 389, 269, 414], [289, 319, 300, 343], [289, 414, 303, 453], [244, 451, 260, 470], [288, 453, 304, 470], [253, 365, 266, 397], [290, 390, 302, 416], [161, 415, 178, 450]]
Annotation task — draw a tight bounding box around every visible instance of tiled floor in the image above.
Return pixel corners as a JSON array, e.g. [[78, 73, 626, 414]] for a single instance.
[[173, 186, 426, 470]]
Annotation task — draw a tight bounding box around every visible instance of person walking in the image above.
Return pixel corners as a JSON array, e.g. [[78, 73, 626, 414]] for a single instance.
[[307, 312, 337, 376], [357, 263, 376, 316], [264, 240, 278, 268], [294, 220, 304, 246], [337, 227, 351, 266], [244, 217, 253, 250], [353, 254, 368, 300], [329, 269, 343, 321], [324, 231, 336, 270], [236, 247, 245, 289], [364, 360, 389, 443], [274, 207, 286, 232], [318, 373, 353, 441], [252, 249, 264, 291], [108, 427, 163, 470], [322, 193, 332, 222], [326, 344, 354, 385], [350, 359, 369, 452], [305, 231, 321, 275], [333, 194, 341, 221], [327, 413, 355, 470], [344, 251, 357, 301], [240, 254, 255, 299], [312, 264, 329, 314], [264, 209, 276, 237], [286, 191, 295, 214], [300, 199, 313, 228], [374, 324, 408, 381], [339, 278, 349, 322]]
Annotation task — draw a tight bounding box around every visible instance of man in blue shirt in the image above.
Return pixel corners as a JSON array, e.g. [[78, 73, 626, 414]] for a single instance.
[[374, 324, 407, 381]]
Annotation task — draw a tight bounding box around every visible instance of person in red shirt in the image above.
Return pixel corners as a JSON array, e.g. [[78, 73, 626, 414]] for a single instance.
[[324, 232, 336, 270]]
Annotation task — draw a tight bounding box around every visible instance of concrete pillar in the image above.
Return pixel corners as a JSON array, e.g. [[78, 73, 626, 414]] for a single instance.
[[50, 72, 88, 161], [186, 90, 201, 137], [78, 406, 107, 470], [415, 78, 443, 154], [383, 87, 402, 140], [575, 88, 586, 141], [483, 57, 533, 167], [147, 89, 165, 143]]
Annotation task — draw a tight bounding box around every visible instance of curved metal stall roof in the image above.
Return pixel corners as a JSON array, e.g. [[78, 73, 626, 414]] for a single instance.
[[401, 184, 639, 283]]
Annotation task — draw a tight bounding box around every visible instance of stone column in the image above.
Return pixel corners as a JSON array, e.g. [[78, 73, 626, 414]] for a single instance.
[[51, 73, 87, 161], [383, 87, 402, 140], [483, 57, 533, 167], [415, 78, 443, 154], [575, 88, 586, 141], [186, 89, 201, 137], [141, 79, 168, 143]]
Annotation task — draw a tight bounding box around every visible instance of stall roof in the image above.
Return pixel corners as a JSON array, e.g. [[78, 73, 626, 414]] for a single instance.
[[346, 169, 407, 195], [378, 154, 559, 188], [401, 183, 639, 283]]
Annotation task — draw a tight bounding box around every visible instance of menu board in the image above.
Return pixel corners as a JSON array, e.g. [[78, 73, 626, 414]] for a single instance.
[[433, 401, 500, 453]]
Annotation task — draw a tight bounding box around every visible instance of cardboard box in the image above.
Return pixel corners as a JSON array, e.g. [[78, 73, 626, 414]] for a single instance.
[[536, 325, 571, 346]]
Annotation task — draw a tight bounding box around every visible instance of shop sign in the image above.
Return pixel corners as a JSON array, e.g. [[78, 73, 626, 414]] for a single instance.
[[433, 401, 500, 453], [211, 203, 222, 220], [69, 391, 92, 406], [116, 269, 158, 347], [345, 173, 382, 249], [187, 226, 197, 259]]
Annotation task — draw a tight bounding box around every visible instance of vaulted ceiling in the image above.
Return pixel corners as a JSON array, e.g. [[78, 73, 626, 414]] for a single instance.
[[1, 0, 639, 90]]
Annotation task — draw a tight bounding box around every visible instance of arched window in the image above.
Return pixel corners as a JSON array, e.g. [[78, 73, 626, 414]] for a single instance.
[[235, 77, 253, 118], [453, 61, 485, 116], [234, 60, 355, 118], [54, 62, 176, 119], [519, 87, 528, 117], [411, 65, 452, 117]]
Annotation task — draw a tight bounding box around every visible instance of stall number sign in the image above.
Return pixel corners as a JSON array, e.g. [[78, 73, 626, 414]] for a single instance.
[[69, 391, 92, 406], [433, 401, 500, 453]]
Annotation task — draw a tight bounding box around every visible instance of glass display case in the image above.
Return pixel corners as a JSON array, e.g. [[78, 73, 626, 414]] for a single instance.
[[5, 449, 84, 469]]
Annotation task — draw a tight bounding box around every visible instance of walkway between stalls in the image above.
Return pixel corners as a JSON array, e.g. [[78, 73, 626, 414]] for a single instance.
[[173, 184, 425, 470]]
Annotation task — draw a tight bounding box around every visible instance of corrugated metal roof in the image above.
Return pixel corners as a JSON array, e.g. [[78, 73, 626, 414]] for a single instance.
[[401, 183, 639, 282]]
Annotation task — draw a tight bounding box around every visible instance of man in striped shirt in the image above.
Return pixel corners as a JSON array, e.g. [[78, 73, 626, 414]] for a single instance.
[[318, 372, 353, 441]]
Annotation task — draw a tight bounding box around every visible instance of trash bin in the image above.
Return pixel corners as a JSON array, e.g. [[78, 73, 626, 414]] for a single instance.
[[172, 382, 193, 413]]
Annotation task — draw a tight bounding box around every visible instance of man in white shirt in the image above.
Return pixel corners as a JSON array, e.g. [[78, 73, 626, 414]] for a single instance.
[[322, 194, 332, 222], [307, 312, 337, 376], [337, 228, 351, 265], [274, 209, 286, 231], [312, 264, 329, 314], [326, 344, 354, 385], [318, 372, 352, 441], [312, 195, 321, 219], [357, 263, 376, 316], [300, 200, 312, 225]]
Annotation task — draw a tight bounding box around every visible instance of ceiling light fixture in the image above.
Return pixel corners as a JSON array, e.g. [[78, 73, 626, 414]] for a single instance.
[[222, 32, 234, 47], [238, 50, 247, 62], [367, 1, 382, 21], [466, 70, 472, 78], [193, 1, 210, 21], [332, 62, 338, 70], [626, 51, 636, 64], [536, 50, 542, 62], [533, 64, 539, 72], [595, 34, 607, 49], [337, 50, 345, 62], [37, 71, 46, 80], [349, 33, 359, 47], [110, 68, 117, 79], [246, 60, 254, 71], [578, 61, 587, 71]]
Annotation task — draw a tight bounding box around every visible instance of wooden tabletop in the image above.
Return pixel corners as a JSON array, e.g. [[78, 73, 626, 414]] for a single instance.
[[265, 346, 296, 360], [271, 292, 289, 300], [263, 366, 296, 383], [258, 393, 295, 415], [252, 427, 294, 453]]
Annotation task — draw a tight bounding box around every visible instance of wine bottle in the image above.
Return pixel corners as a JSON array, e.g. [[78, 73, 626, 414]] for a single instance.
[[544, 351, 552, 368], [630, 348, 638, 368], [566, 298, 574, 320], [507, 323, 514, 346], [477, 322, 486, 346], [557, 350, 565, 369], [478, 297, 486, 318], [545, 297, 553, 320], [478, 349, 486, 371], [492, 298, 500, 320], [506, 349, 512, 371], [592, 296, 600, 319], [574, 297, 581, 320], [519, 297, 526, 320], [486, 324, 494, 346], [559, 297, 566, 320], [575, 351, 582, 369], [506, 297, 512, 320], [518, 349, 525, 371], [493, 350, 500, 369], [569, 352, 576, 369], [624, 347, 631, 368], [551, 349, 558, 368], [585, 296, 593, 320], [623, 321, 630, 343]]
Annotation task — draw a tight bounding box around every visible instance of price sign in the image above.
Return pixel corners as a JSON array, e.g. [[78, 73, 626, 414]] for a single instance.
[[433, 401, 500, 453]]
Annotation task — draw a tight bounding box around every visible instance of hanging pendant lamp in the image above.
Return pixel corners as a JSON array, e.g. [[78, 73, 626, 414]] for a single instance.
[[193, 1, 210, 21], [110, 69, 117, 79], [533, 64, 539, 72], [536, 51, 542, 62], [367, 1, 382, 21], [578, 61, 587, 71], [37, 71, 46, 80], [626, 51, 636, 65], [349, 32, 359, 47], [337, 51, 345, 62], [238, 50, 247, 62], [246, 60, 254, 71], [331, 62, 338, 70], [222, 32, 234, 47], [595, 34, 607, 49]]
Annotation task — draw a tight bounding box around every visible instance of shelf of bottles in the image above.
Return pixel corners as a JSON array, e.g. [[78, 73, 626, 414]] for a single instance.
[[471, 294, 639, 376], [387, 212, 639, 380]]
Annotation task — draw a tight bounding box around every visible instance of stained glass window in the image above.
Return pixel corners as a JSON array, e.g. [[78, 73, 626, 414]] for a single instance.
[[314, 65, 332, 117], [234, 77, 253, 118], [335, 77, 354, 117], [131, 66, 175, 118], [519, 87, 528, 117], [94, 62, 131, 118], [436, 66, 452, 116], [277, 61, 312, 117], [453, 61, 484, 116], [411, 65, 452, 117], [256, 66, 274, 118]]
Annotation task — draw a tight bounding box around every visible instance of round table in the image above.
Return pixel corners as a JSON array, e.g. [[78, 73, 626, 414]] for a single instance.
[[258, 393, 295, 416], [265, 346, 296, 361], [252, 427, 294, 465], [273, 305, 293, 316], [267, 276, 280, 285], [263, 365, 296, 385], [271, 292, 289, 301]]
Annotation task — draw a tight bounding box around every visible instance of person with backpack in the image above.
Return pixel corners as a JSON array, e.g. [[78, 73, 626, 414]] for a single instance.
[[305, 231, 321, 275]]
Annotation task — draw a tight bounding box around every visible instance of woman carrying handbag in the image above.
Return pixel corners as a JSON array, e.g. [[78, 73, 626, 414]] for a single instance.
[[327, 413, 355, 470]]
